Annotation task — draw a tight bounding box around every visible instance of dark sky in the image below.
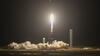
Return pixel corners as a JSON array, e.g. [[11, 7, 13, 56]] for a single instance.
[[1, 0, 100, 47]]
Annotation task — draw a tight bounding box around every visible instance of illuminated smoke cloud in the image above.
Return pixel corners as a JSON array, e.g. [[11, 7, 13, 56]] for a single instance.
[[8, 40, 69, 50]]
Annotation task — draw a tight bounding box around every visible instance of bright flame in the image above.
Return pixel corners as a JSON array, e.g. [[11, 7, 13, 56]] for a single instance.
[[50, 14, 54, 32]]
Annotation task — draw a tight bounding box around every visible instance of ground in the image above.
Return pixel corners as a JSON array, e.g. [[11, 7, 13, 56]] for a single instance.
[[0, 48, 100, 56]]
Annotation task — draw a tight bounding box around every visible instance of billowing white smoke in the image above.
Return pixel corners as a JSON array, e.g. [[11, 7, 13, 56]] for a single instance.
[[8, 40, 69, 50], [8, 41, 38, 49]]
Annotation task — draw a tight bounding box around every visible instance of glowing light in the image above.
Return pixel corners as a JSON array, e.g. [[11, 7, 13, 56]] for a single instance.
[[50, 14, 54, 32]]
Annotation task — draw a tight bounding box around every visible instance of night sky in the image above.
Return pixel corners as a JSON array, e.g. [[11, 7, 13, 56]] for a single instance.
[[1, 0, 100, 47]]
